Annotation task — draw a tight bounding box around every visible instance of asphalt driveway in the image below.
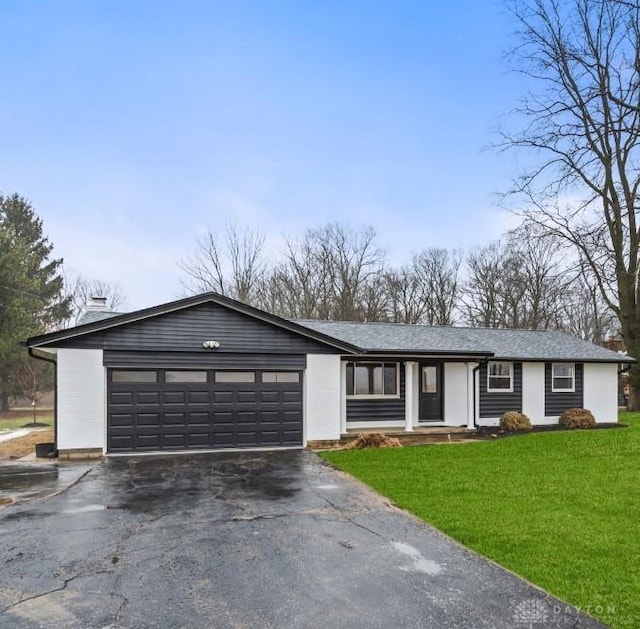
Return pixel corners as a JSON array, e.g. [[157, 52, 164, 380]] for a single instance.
[[0, 450, 604, 628]]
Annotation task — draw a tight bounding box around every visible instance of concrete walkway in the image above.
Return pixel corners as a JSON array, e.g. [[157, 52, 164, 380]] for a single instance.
[[0, 428, 33, 443]]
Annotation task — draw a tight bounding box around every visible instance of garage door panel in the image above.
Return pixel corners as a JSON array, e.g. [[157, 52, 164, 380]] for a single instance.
[[163, 434, 186, 448], [236, 432, 261, 443], [162, 413, 186, 425], [237, 391, 257, 403], [110, 392, 134, 405], [212, 432, 234, 445], [187, 413, 210, 425], [259, 431, 282, 443], [110, 435, 134, 450], [107, 367, 303, 453], [136, 434, 161, 449], [110, 413, 133, 427], [187, 433, 210, 447], [163, 391, 185, 404], [188, 391, 210, 404], [136, 391, 160, 404], [137, 413, 161, 426], [236, 412, 258, 423]]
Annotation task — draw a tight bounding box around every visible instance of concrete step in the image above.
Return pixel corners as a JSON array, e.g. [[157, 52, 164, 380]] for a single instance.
[[308, 427, 478, 450]]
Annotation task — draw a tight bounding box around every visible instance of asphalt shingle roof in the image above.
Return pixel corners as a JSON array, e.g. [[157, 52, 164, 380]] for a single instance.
[[62, 302, 630, 363], [295, 320, 631, 362], [76, 310, 123, 325]]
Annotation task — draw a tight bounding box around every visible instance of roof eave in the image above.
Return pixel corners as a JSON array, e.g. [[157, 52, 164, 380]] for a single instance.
[[490, 356, 636, 364], [359, 349, 494, 358]]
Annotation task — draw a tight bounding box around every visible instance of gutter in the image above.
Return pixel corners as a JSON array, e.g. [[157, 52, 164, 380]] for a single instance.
[[28, 347, 58, 458]]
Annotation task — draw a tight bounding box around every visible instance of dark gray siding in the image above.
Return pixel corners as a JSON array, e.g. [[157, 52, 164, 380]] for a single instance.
[[346, 361, 405, 423], [104, 351, 306, 369], [479, 362, 523, 418], [55, 302, 339, 354], [545, 363, 583, 416]]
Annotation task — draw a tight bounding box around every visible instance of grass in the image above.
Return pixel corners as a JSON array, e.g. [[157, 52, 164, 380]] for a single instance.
[[0, 411, 53, 431], [321, 413, 640, 628]]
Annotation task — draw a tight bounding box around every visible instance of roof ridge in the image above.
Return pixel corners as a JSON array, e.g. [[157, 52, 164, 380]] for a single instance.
[[295, 318, 562, 333]]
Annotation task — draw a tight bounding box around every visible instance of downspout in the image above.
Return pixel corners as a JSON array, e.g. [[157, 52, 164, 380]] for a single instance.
[[28, 347, 58, 457]]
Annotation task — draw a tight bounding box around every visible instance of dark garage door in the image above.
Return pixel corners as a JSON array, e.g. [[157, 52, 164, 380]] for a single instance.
[[107, 368, 303, 453]]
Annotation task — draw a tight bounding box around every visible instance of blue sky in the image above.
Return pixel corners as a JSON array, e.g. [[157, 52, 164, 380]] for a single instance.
[[0, 1, 526, 309]]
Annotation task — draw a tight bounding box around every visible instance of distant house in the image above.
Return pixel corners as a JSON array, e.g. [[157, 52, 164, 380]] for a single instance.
[[25, 293, 632, 458], [601, 333, 626, 354]]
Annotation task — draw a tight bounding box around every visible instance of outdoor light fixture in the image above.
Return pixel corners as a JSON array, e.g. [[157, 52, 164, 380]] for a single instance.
[[202, 340, 220, 349]]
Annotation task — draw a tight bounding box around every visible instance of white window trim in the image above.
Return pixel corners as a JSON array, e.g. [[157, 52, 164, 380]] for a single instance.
[[551, 363, 576, 393], [487, 361, 514, 393], [346, 361, 401, 399]]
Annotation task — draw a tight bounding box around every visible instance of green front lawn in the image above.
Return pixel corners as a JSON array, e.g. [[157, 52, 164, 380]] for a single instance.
[[0, 412, 53, 431], [321, 414, 640, 628]]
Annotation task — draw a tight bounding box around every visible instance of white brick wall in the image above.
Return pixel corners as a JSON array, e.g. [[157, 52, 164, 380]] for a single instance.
[[304, 354, 341, 441], [57, 349, 106, 451]]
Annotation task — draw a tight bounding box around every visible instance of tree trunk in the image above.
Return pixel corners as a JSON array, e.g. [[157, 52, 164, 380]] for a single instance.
[[620, 313, 640, 410], [627, 364, 640, 411], [0, 387, 9, 412]]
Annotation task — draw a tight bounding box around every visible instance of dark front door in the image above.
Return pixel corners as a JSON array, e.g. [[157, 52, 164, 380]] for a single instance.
[[419, 362, 443, 422]]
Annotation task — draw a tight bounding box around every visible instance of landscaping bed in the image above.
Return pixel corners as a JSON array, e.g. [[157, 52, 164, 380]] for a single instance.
[[321, 412, 640, 629], [474, 421, 625, 438]]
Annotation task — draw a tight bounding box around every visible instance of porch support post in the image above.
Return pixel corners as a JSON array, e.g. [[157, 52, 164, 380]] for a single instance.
[[466, 362, 478, 429], [340, 361, 347, 435], [405, 361, 417, 432]]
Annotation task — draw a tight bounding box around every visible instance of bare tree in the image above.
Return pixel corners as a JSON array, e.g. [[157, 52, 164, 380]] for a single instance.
[[384, 266, 429, 323], [412, 248, 462, 325], [462, 242, 509, 327], [559, 271, 618, 342], [462, 234, 568, 329], [262, 224, 386, 321], [14, 357, 53, 424], [179, 225, 266, 304], [503, 228, 569, 329], [501, 0, 640, 405], [315, 223, 386, 321], [62, 272, 127, 326]]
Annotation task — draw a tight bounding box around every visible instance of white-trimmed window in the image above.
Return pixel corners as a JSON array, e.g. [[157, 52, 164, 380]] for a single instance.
[[346, 362, 399, 397], [487, 361, 513, 392], [552, 363, 575, 392]]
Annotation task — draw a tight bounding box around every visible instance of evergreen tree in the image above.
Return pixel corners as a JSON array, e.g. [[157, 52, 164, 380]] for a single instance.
[[0, 194, 70, 410]]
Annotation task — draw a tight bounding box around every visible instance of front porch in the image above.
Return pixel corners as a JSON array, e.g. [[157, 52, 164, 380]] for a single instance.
[[307, 425, 478, 450], [341, 359, 480, 433]]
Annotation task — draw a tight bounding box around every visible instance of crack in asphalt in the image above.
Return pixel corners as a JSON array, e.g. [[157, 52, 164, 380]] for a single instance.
[[305, 481, 385, 540], [2, 568, 114, 614]]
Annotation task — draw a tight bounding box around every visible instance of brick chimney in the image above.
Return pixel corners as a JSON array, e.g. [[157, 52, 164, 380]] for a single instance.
[[86, 296, 109, 312]]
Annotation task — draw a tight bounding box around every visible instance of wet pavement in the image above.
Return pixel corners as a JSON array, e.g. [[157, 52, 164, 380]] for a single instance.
[[0, 463, 94, 508], [0, 450, 605, 628]]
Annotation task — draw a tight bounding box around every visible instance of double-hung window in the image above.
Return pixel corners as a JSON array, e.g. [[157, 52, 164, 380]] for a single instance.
[[487, 361, 513, 392], [552, 363, 575, 392], [346, 362, 398, 397]]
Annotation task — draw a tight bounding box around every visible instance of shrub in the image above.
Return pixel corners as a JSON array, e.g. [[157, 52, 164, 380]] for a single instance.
[[346, 433, 402, 450], [559, 408, 596, 429], [499, 411, 532, 431]]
